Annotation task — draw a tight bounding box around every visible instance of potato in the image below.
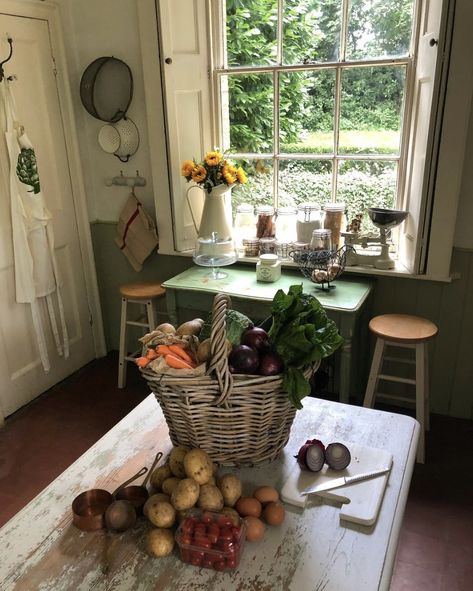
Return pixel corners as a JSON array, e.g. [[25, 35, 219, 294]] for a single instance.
[[171, 478, 200, 511], [146, 528, 175, 557], [155, 323, 176, 334], [197, 484, 224, 512], [169, 446, 190, 478], [217, 474, 242, 508], [176, 319, 204, 336], [161, 477, 182, 496], [196, 338, 211, 363], [147, 500, 176, 528], [184, 449, 214, 485], [150, 465, 172, 491], [143, 493, 171, 518], [207, 475, 216, 486]]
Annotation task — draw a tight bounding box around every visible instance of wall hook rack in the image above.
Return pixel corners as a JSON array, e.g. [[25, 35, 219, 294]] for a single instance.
[[105, 170, 147, 188]]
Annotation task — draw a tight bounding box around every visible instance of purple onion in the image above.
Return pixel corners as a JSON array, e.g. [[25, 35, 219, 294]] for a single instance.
[[325, 443, 351, 470]]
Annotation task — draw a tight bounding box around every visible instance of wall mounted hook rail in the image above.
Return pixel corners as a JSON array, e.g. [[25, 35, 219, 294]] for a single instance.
[[105, 170, 146, 188]]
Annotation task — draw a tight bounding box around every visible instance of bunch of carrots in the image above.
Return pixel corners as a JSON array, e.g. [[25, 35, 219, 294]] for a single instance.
[[135, 343, 196, 370]]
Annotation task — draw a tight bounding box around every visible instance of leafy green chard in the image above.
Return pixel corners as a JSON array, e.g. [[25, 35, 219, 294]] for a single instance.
[[268, 284, 343, 409]]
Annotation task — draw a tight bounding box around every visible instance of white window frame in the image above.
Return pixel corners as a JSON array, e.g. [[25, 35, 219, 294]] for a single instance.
[[138, 0, 470, 281]]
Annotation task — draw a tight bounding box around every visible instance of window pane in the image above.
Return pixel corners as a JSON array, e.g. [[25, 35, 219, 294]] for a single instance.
[[231, 159, 274, 218], [346, 0, 415, 60], [226, 0, 277, 67], [337, 160, 397, 232], [283, 0, 342, 64], [222, 74, 274, 153], [278, 160, 333, 208], [280, 70, 336, 154], [339, 66, 406, 155]]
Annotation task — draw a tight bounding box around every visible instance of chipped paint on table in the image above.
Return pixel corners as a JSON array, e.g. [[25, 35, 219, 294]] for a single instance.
[[0, 394, 418, 591]]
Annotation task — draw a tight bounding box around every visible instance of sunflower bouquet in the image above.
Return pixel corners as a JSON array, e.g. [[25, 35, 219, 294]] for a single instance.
[[181, 150, 247, 193]]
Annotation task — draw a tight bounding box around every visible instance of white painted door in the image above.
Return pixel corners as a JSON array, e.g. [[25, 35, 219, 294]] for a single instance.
[[0, 14, 96, 418]]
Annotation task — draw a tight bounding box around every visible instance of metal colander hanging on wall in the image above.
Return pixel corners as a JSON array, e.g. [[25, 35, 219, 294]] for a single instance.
[[98, 117, 140, 162], [80, 57, 133, 122]]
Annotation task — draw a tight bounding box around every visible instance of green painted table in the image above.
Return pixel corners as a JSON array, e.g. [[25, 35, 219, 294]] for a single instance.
[[162, 265, 375, 403]]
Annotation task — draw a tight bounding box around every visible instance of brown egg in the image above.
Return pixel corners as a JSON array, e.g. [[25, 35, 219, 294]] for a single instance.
[[253, 485, 279, 505], [263, 501, 286, 526], [244, 516, 265, 541], [235, 497, 262, 518]]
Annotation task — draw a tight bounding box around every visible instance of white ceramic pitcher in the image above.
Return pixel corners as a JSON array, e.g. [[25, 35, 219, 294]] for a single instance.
[[186, 184, 233, 240]]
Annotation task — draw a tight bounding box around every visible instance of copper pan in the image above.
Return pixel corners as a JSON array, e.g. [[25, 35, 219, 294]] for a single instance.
[[72, 467, 148, 531], [115, 451, 163, 515]]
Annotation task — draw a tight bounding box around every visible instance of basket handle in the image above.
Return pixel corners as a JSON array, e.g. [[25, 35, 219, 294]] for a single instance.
[[206, 293, 233, 407]]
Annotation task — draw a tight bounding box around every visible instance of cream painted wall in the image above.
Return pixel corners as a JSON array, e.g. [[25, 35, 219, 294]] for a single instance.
[[59, 0, 156, 222]]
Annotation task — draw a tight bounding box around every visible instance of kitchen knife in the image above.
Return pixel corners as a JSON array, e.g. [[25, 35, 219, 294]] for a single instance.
[[301, 468, 391, 495]]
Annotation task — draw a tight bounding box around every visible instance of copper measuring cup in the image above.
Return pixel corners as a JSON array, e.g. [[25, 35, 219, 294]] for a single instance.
[[72, 466, 148, 532], [114, 451, 163, 515]]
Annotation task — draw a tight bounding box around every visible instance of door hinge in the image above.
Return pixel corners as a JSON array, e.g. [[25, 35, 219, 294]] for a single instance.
[[89, 314, 93, 327], [52, 56, 58, 77]]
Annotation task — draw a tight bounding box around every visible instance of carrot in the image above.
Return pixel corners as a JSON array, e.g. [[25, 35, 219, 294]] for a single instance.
[[168, 344, 195, 364], [146, 348, 160, 360], [135, 356, 151, 368], [155, 345, 173, 356], [164, 353, 195, 370]]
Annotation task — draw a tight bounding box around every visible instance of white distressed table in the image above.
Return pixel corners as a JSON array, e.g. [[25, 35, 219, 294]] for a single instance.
[[0, 394, 418, 591]]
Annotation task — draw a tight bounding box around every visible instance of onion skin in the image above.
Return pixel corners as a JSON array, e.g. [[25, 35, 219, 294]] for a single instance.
[[325, 443, 351, 471], [295, 439, 326, 471], [258, 350, 284, 376], [241, 327, 270, 351]]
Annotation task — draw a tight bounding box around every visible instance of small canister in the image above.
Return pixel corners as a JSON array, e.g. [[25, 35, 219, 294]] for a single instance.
[[259, 237, 276, 255], [242, 237, 260, 257], [310, 228, 332, 251], [256, 254, 281, 282]]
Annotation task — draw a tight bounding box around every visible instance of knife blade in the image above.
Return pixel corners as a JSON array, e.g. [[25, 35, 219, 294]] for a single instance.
[[301, 468, 391, 495]]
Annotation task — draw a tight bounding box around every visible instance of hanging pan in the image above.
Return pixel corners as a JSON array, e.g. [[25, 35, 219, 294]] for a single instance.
[[80, 56, 133, 123]]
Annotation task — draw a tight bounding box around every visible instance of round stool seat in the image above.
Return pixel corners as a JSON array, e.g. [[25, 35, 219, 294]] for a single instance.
[[369, 314, 438, 344], [119, 282, 166, 300]]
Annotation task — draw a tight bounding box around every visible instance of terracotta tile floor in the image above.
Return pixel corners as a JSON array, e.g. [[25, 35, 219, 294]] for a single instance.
[[0, 352, 472, 590]]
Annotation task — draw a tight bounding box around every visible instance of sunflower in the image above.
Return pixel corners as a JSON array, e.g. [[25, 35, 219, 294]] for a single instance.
[[205, 151, 223, 166], [191, 165, 207, 183], [236, 167, 248, 184], [181, 159, 195, 177], [222, 163, 237, 185]]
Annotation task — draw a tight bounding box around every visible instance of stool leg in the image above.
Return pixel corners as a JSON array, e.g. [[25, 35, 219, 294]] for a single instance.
[[118, 297, 128, 389], [424, 344, 430, 432], [415, 343, 426, 463], [145, 299, 157, 333], [363, 338, 385, 408]]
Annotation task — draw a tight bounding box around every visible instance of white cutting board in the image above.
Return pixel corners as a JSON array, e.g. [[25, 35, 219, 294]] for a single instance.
[[281, 441, 393, 526]]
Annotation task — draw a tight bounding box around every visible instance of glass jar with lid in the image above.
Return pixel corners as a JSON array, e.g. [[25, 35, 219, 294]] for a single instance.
[[296, 202, 321, 244], [233, 203, 256, 254], [323, 203, 346, 250], [310, 228, 332, 251], [275, 206, 297, 243], [259, 237, 276, 255], [256, 205, 276, 238]]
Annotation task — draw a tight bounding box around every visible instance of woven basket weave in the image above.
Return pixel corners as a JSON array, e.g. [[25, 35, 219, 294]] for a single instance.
[[141, 293, 319, 466]]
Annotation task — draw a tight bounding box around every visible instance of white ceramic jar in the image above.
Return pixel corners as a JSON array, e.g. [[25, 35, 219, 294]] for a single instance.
[[256, 254, 281, 282]]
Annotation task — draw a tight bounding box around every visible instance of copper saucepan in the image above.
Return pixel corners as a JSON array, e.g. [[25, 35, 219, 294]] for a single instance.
[[114, 451, 163, 515], [72, 467, 148, 532]]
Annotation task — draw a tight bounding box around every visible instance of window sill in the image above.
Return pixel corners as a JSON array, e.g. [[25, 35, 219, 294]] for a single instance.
[[158, 246, 455, 283]]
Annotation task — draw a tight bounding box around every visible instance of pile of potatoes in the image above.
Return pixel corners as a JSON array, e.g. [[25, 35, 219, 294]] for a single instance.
[[145, 446, 242, 558]]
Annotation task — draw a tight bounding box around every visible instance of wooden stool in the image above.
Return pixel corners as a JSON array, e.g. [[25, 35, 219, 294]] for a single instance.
[[118, 281, 166, 389], [363, 314, 438, 463]]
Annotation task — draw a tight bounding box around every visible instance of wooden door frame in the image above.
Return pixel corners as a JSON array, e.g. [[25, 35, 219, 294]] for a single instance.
[[0, 0, 106, 397]]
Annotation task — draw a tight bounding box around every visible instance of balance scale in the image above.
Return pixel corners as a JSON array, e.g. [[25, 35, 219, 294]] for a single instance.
[[342, 208, 408, 270]]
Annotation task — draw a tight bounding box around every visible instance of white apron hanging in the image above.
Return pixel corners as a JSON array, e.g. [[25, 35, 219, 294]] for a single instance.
[[1, 80, 69, 372]]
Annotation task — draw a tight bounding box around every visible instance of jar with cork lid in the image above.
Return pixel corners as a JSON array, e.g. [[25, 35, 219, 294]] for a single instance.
[[256, 205, 276, 238]]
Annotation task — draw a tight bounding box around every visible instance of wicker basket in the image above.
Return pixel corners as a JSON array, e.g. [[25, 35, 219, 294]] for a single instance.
[[141, 293, 319, 466]]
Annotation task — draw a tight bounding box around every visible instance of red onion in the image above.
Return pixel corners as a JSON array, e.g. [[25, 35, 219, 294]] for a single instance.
[[324, 443, 351, 470]]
